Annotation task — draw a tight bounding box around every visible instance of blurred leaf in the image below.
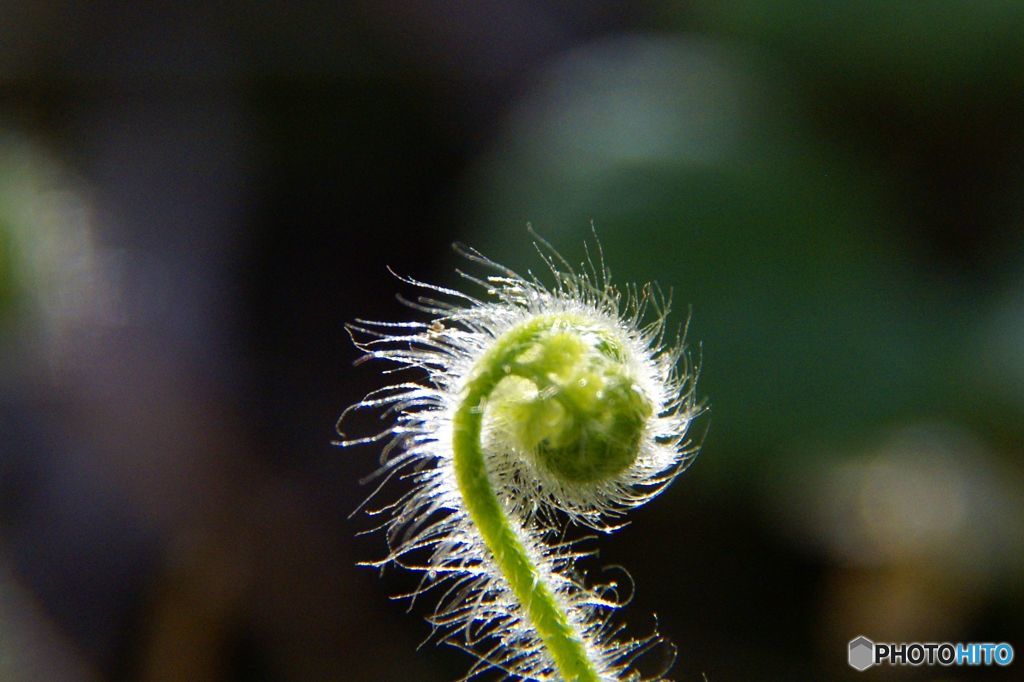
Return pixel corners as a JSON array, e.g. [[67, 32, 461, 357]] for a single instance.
[[690, 0, 1024, 104]]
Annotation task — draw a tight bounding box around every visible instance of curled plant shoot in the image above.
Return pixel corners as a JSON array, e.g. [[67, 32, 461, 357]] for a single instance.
[[339, 234, 702, 681]]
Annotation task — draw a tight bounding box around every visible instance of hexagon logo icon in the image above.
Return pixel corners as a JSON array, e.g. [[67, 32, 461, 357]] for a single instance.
[[848, 636, 875, 671]]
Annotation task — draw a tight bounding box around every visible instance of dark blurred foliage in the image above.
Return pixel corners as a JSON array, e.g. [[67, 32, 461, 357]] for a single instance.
[[1, 2, 1022, 681]]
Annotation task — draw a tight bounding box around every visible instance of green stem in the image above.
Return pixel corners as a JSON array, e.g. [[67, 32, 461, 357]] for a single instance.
[[452, 318, 603, 682]]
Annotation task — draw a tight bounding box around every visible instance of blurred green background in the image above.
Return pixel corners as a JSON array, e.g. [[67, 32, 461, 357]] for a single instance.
[[2, 2, 1022, 680]]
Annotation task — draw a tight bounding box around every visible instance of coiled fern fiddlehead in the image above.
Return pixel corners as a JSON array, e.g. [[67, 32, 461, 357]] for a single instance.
[[339, 234, 701, 680]]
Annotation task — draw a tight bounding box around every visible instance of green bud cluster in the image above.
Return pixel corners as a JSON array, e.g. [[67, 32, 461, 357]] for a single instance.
[[487, 315, 653, 483]]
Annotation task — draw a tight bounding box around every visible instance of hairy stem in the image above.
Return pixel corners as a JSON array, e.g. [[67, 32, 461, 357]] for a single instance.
[[453, 318, 603, 682]]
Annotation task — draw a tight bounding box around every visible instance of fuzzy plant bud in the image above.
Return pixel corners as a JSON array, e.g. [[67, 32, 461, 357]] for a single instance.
[[339, 234, 702, 681], [485, 315, 652, 484]]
